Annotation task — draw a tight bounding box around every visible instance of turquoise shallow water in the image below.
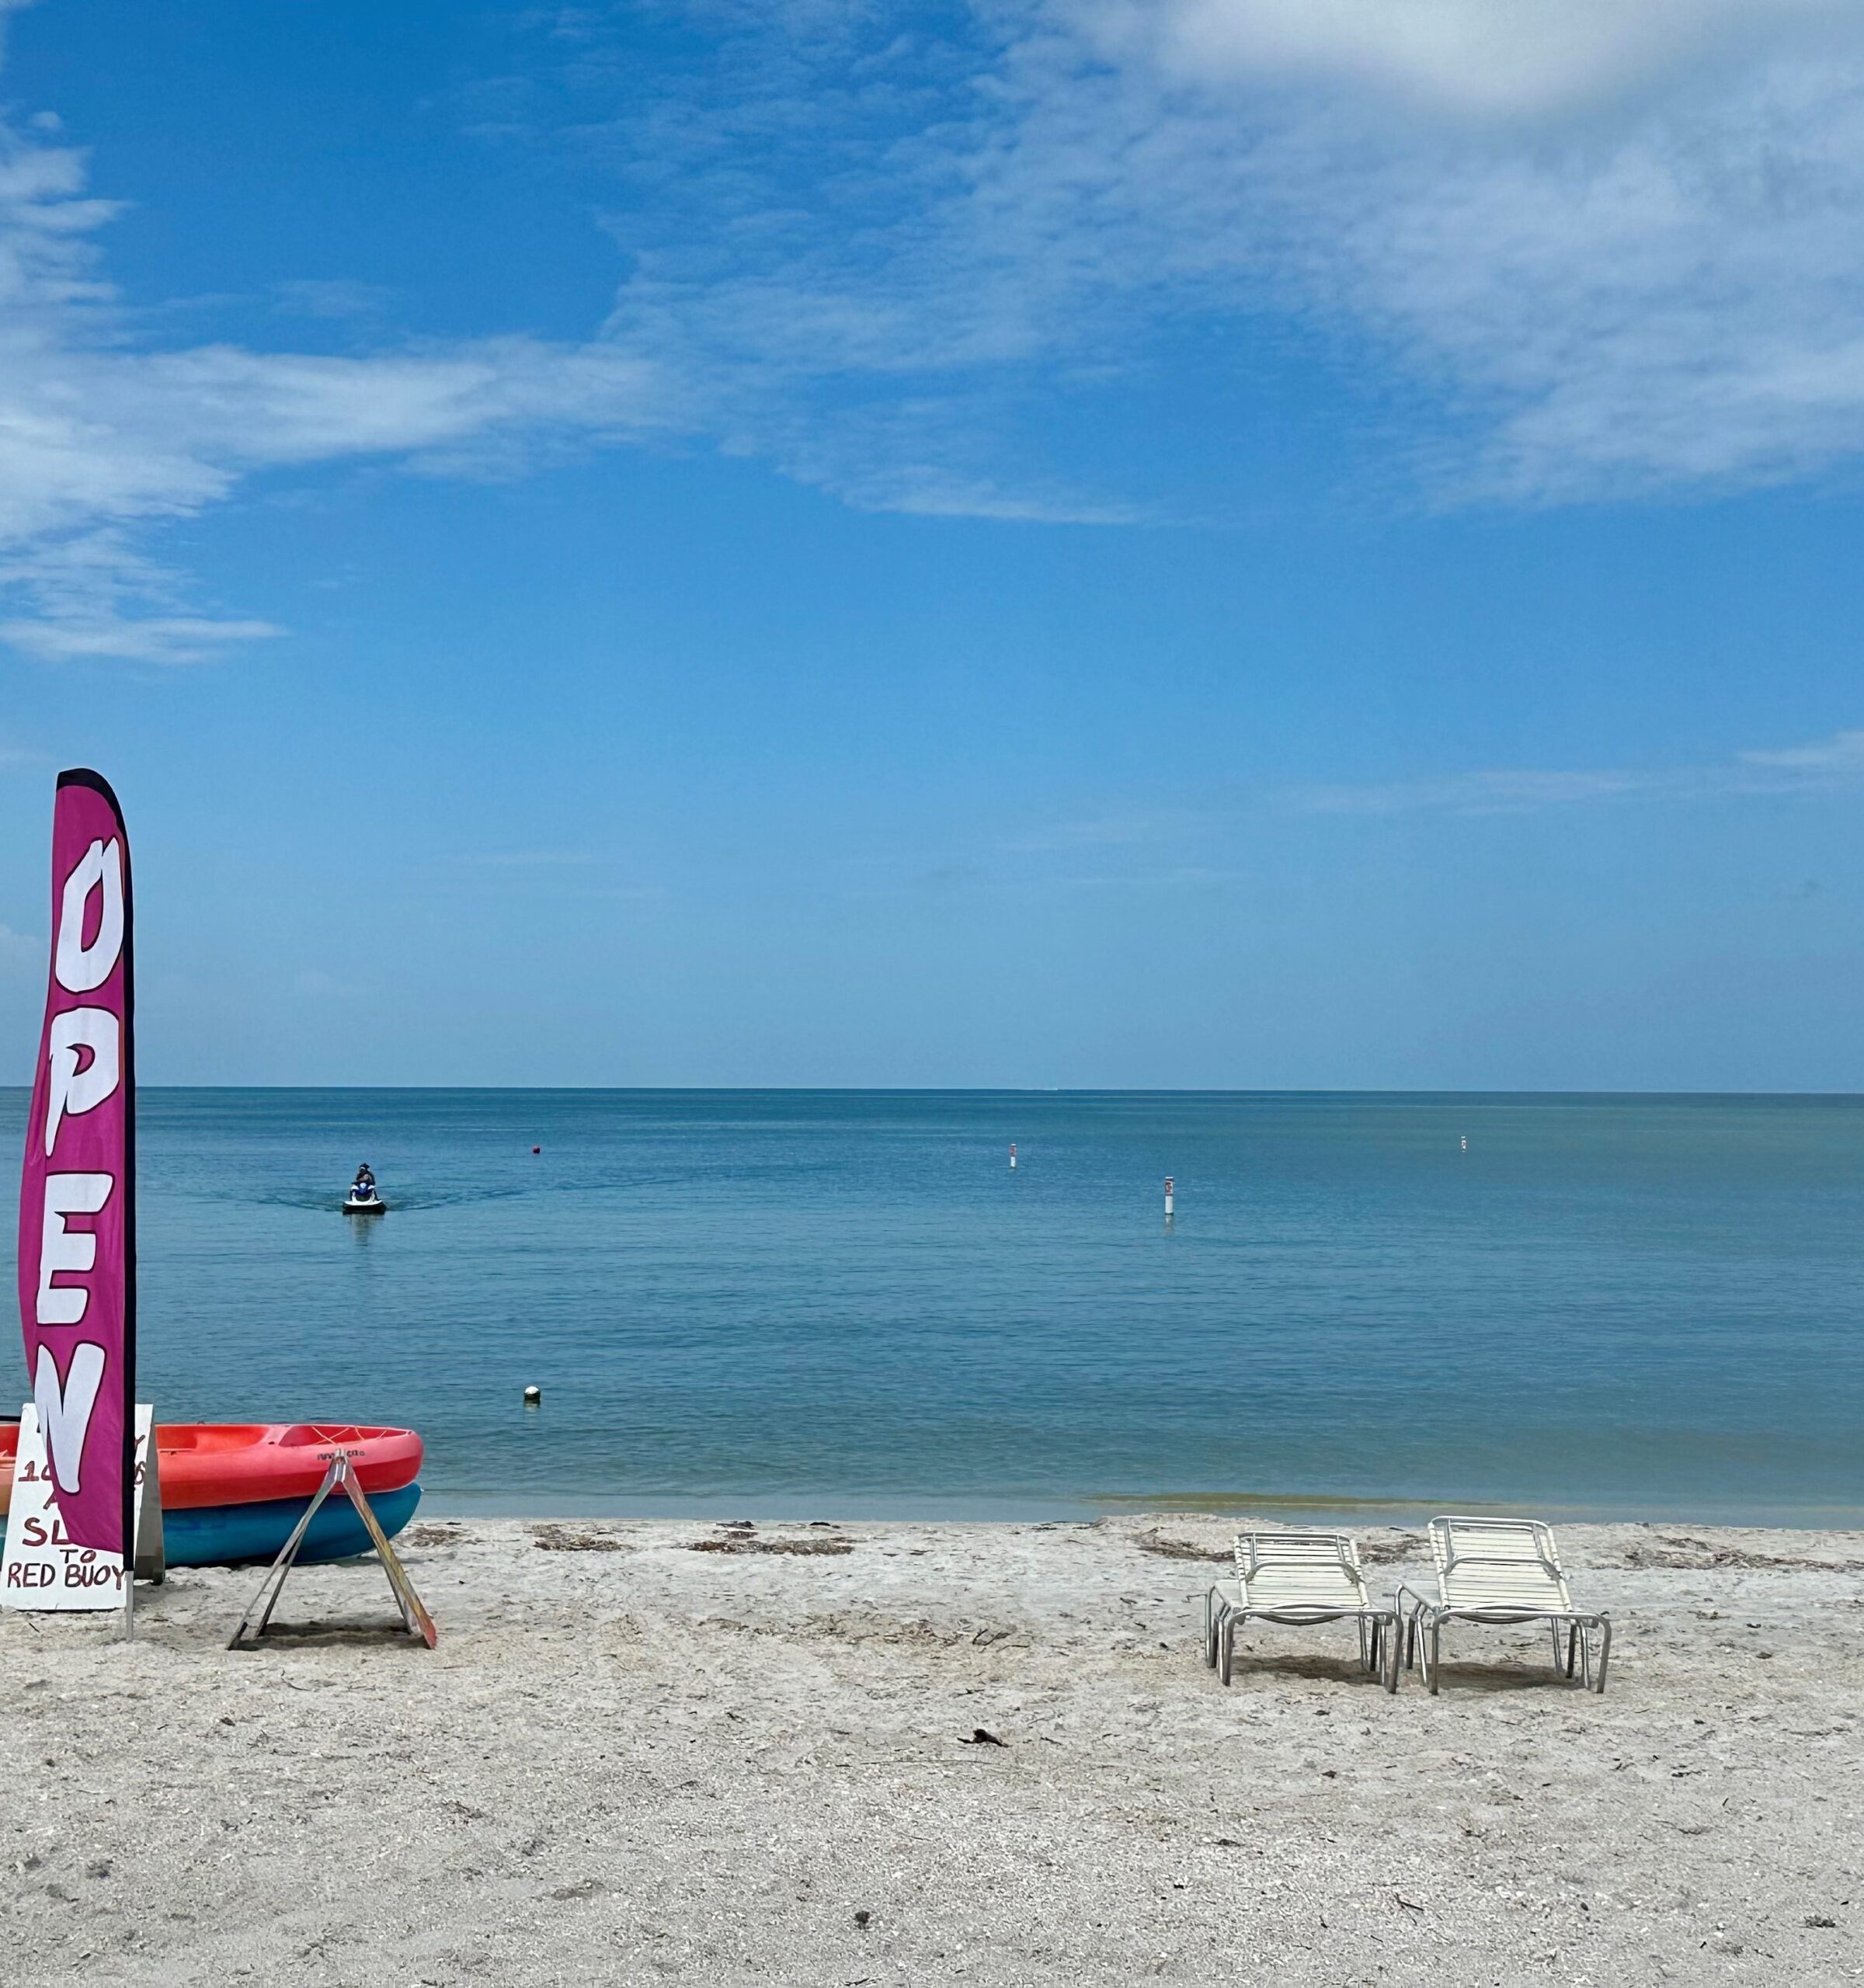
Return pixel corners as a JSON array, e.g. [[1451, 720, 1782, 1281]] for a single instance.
[[3, 1090, 1861, 1524]]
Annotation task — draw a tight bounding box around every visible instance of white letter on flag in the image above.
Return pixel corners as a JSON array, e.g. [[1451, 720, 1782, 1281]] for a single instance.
[[43, 1007, 121, 1156], [33, 1342, 107, 1495], [36, 1171, 113, 1326], [53, 837, 124, 995]]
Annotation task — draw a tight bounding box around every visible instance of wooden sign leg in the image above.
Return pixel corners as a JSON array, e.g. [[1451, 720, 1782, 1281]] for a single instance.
[[340, 1468, 438, 1647], [228, 1458, 345, 1650]]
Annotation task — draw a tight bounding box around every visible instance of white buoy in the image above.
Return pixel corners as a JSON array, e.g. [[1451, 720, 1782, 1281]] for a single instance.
[[1009, 1143, 1017, 1170], [1163, 1175, 1175, 1222], [1460, 1135, 1467, 1152], [523, 1385, 541, 1406]]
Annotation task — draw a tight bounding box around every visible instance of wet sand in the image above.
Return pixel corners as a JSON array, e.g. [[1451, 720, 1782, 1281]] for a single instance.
[[2, 1515, 1860, 1984]]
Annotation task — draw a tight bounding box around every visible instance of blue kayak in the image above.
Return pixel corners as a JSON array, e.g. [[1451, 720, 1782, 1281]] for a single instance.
[[166, 1482, 423, 1566], [2, 1482, 421, 1569]]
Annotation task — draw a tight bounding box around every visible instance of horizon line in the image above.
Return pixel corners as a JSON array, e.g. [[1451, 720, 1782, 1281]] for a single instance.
[[0, 1084, 1859, 1101]]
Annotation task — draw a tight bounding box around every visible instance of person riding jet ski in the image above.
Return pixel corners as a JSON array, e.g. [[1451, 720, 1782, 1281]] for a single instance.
[[343, 1163, 384, 1214]]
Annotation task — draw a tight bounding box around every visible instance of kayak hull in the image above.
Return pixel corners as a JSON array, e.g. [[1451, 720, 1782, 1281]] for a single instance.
[[165, 1482, 422, 1566], [0, 1422, 423, 1514], [1, 1482, 422, 1569]]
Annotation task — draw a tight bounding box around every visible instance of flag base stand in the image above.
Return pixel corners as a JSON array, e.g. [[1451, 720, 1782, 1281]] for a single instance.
[[228, 1455, 436, 1650]]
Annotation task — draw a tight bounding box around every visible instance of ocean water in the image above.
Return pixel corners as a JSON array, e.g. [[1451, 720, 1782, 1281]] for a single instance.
[[3, 1090, 1861, 1524]]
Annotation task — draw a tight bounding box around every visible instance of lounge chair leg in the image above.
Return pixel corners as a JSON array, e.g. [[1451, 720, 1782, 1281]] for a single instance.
[[1593, 1618, 1611, 1694], [1219, 1614, 1234, 1687], [1203, 1592, 1216, 1669], [1428, 1618, 1441, 1694], [1382, 1615, 1399, 1692], [1565, 1623, 1579, 1678]]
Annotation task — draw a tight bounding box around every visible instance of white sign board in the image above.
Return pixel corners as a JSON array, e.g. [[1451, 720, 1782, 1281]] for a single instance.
[[2, 1403, 155, 1610]]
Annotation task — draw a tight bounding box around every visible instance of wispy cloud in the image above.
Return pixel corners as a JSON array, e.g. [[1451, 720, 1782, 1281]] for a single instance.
[[11, 0, 1864, 664], [1128, 0, 1857, 119], [0, 611, 283, 665], [0, 529, 284, 662], [523, 0, 1864, 509], [1738, 729, 1864, 775], [1294, 728, 1864, 815], [0, 98, 679, 662], [271, 278, 395, 323]]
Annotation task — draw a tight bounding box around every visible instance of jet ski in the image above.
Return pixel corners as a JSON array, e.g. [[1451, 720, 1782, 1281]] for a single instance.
[[343, 1184, 385, 1215]]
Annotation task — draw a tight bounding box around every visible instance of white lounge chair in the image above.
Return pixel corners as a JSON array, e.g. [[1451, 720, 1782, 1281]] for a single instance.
[[1397, 1516, 1611, 1694], [1204, 1530, 1397, 1690]]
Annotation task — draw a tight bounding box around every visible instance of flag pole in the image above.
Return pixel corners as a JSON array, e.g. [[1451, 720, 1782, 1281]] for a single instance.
[[119, 773, 137, 1644]]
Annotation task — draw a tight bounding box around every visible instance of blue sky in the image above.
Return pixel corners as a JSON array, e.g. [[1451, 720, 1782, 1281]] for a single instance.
[[1, 0, 1862, 1086]]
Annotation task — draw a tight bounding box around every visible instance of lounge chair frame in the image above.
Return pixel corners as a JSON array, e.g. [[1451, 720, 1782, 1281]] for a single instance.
[[1397, 1516, 1610, 1694], [1204, 1530, 1397, 1691]]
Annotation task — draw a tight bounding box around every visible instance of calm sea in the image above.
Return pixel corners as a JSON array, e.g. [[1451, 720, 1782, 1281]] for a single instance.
[[3, 1090, 1860, 1524]]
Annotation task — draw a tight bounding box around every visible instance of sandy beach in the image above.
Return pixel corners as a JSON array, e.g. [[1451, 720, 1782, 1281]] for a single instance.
[[2, 1514, 1859, 1985]]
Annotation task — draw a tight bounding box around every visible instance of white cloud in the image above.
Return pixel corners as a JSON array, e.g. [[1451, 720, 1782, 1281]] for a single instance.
[[10, 0, 1864, 659], [271, 278, 392, 321], [1739, 728, 1864, 774], [1118, 0, 1859, 117], [549, 0, 1864, 509], [1042, 2, 1864, 499], [0, 610, 283, 665], [1294, 728, 1864, 815], [0, 528, 287, 662], [0, 104, 677, 662]]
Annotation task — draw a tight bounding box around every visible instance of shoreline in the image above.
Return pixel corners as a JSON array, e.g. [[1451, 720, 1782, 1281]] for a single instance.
[[419, 1489, 1864, 1530], [5, 1514, 1861, 1982]]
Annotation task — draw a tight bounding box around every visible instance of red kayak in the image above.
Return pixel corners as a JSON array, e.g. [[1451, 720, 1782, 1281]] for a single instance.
[[0, 1422, 423, 1514]]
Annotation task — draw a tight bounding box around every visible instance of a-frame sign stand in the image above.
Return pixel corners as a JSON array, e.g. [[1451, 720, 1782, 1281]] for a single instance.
[[134, 1427, 165, 1582], [123, 1424, 164, 1642], [2, 1403, 162, 1623], [228, 1454, 436, 1650]]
